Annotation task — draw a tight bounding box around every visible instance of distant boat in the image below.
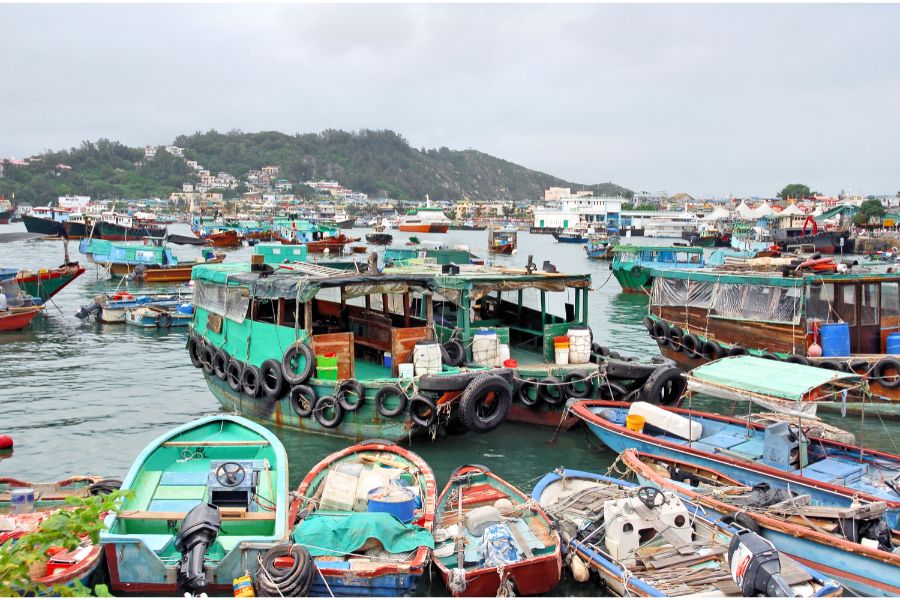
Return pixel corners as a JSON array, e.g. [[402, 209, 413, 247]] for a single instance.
[[124, 304, 193, 328], [488, 227, 517, 254], [95, 212, 167, 241], [398, 208, 451, 233], [80, 237, 225, 283], [0, 196, 15, 224], [22, 206, 69, 236], [552, 227, 589, 244], [14, 263, 86, 302], [365, 232, 393, 245]]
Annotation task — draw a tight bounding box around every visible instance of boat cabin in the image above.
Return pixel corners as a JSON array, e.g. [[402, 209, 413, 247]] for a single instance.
[[612, 245, 707, 270]]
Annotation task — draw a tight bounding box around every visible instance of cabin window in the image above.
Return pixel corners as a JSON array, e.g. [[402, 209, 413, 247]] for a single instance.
[[883, 282, 900, 322], [194, 281, 250, 323], [713, 284, 800, 324], [806, 283, 836, 322], [252, 299, 278, 325], [836, 285, 858, 326], [861, 283, 879, 326]]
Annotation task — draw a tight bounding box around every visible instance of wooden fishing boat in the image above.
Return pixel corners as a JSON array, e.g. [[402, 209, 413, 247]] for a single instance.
[[197, 229, 242, 247], [0, 475, 109, 511], [124, 304, 193, 328], [621, 449, 900, 596], [100, 414, 289, 594], [286, 440, 436, 596], [0, 306, 42, 331], [75, 292, 190, 323], [487, 228, 517, 254], [95, 212, 167, 241], [611, 244, 709, 293], [433, 465, 561, 596], [531, 468, 842, 597], [644, 266, 900, 404], [15, 264, 86, 302], [80, 237, 225, 283], [570, 399, 900, 529], [121, 254, 224, 282]]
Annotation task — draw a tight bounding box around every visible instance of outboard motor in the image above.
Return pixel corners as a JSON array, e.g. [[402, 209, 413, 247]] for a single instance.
[[174, 502, 222, 594], [75, 302, 102, 320], [727, 528, 794, 597]]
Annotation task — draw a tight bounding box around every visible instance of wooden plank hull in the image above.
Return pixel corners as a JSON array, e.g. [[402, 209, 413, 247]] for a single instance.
[[108, 257, 223, 282], [16, 265, 86, 302]]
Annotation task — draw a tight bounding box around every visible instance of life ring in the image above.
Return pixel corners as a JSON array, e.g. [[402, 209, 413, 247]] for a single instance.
[[538, 376, 564, 405], [336, 379, 366, 412], [667, 325, 684, 353], [282, 342, 315, 385], [289, 385, 317, 418], [597, 379, 630, 400], [314, 395, 343, 429], [226, 358, 244, 392], [409, 394, 438, 428], [651, 321, 670, 347], [155, 312, 173, 328], [785, 354, 810, 366], [440, 340, 466, 367], [680, 333, 701, 359], [562, 370, 594, 399], [728, 344, 749, 357], [700, 340, 725, 361], [188, 335, 204, 369], [639, 367, 686, 406], [516, 378, 540, 407], [260, 359, 285, 399], [113, 291, 134, 301], [374, 385, 407, 418], [459, 373, 512, 434], [873, 358, 900, 389], [212, 348, 229, 381], [241, 365, 262, 398]]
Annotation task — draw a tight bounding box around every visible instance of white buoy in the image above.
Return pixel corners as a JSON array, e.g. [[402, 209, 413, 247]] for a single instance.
[[567, 553, 590, 583], [324, 248, 330, 254]]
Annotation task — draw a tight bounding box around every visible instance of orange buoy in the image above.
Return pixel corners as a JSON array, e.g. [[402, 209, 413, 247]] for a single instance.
[[0, 435, 13, 449]]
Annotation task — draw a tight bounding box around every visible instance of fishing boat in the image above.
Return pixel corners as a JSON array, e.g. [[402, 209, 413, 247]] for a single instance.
[[621, 449, 900, 596], [643, 264, 900, 404], [570, 399, 900, 528], [80, 237, 224, 282], [76, 292, 190, 323], [383, 243, 483, 266], [584, 234, 616, 260], [487, 227, 517, 254], [61, 212, 100, 239], [166, 233, 211, 246], [22, 206, 69, 236], [771, 215, 853, 255], [274, 219, 354, 253], [532, 468, 842, 597], [350, 245, 367, 254], [0, 269, 43, 331], [610, 245, 716, 293], [683, 225, 732, 248], [286, 440, 436, 596], [433, 465, 561, 596], [450, 220, 487, 231], [0, 196, 13, 224], [365, 232, 393, 245], [0, 475, 113, 511], [397, 208, 451, 233], [95, 212, 167, 241], [14, 263, 86, 302], [196, 228, 242, 247], [124, 304, 194, 328], [552, 227, 589, 244], [100, 414, 289, 594]]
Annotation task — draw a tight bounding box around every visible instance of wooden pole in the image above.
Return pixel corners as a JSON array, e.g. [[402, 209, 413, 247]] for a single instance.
[[403, 291, 410, 327], [424, 291, 434, 339], [304, 300, 313, 332], [277, 298, 285, 326], [382, 293, 389, 315]]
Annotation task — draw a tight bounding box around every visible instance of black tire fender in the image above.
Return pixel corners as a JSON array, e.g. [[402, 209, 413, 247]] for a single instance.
[[681, 333, 701, 359], [667, 325, 684, 353], [817, 359, 844, 371], [651, 321, 670, 347], [873, 357, 900, 389], [761, 352, 782, 362], [642, 315, 654, 334], [336, 379, 366, 412], [289, 384, 317, 418], [241, 365, 262, 398], [314, 395, 343, 429], [459, 373, 512, 434], [639, 366, 686, 406], [516, 378, 540, 407], [847, 359, 870, 375], [440, 340, 466, 367], [409, 394, 438, 428], [226, 357, 244, 392], [282, 341, 315, 385], [538, 376, 565, 406], [562, 370, 594, 399], [604, 359, 658, 380], [728, 344, 749, 357], [374, 385, 408, 418], [155, 312, 172, 328], [200, 341, 215, 376], [597, 379, 630, 400], [785, 354, 810, 366], [188, 335, 204, 368], [700, 340, 725, 361], [213, 348, 229, 381], [260, 359, 285, 399]]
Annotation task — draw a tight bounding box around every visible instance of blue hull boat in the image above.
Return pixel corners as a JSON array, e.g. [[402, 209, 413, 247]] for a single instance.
[[571, 400, 900, 529], [530, 468, 842, 597]]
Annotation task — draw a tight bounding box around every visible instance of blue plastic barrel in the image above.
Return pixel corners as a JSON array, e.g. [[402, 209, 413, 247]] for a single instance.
[[820, 323, 851, 357], [367, 486, 416, 523], [887, 332, 900, 355]]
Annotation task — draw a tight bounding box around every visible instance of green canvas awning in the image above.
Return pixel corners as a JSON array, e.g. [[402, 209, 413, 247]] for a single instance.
[[689, 355, 859, 401]]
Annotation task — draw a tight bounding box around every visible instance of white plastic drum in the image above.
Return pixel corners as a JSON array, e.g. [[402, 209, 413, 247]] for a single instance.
[[413, 341, 443, 376], [472, 330, 498, 366], [567, 327, 592, 364]]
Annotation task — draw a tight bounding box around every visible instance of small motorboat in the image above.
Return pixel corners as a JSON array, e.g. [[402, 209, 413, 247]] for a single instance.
[[621, 449, 900, 596], [365, 232, 393, 245], [350, 245, 367, 254], [433, 465, 561, 597], [287, 440, 436, 596], [532, 468, 842, 597], [75, 292, 189, 324], [0, 475, 116, 511], [100, 415, 289, 594], [124, 304, 193, 328]]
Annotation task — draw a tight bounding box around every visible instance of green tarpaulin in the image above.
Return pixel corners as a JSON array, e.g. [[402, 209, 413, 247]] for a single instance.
[[690, 355, 859, 401], [290, 512, 434, 557]]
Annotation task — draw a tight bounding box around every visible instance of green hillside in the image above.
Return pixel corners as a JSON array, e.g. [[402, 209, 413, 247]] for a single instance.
[[0, 129, 631, 204]]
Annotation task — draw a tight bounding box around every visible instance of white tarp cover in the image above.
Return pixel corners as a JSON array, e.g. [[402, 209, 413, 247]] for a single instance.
[[194, 280, 250, 323], [650, 277, 802, 324]]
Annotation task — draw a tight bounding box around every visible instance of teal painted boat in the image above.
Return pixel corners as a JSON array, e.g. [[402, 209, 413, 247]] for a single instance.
[[100, 415, 289, 594], [611, 244, 709, 293]]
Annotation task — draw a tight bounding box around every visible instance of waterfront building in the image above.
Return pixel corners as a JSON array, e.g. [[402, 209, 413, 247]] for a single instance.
[[532, 192, 623, 229]]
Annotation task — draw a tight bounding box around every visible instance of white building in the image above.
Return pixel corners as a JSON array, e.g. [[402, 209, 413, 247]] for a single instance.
[[533, 193, 623, 229], [182, 183, 195, 193], [144, 146, 157, 158], [58, 195, 91, 208], [165, 145, 184, 157]]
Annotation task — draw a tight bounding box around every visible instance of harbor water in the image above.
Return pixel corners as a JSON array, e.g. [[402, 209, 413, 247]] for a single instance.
[[2, 224, 899, 592]]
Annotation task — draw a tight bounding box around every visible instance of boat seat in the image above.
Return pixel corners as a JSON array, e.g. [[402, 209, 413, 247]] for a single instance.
[[159, 471, 209, 486], [154, 485, 208, 501], [697, 432, 749, 450], [799, 459, 866, 485], [148, 499, 203, 513], [729, 439, 765, 461]]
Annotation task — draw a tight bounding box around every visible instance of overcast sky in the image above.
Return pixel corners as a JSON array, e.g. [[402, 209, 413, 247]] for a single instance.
[[3, 3, 898, 197]]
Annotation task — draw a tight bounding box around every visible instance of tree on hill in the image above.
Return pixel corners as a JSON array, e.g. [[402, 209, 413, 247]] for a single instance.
[[778, 183, 819, 201], [853, 199, 886, 226]]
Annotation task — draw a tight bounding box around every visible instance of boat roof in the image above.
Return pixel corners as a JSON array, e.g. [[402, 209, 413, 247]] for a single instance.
[[613, 245, 703, 254], [649, 265, 900, 286], [688, 355, 860, 401]]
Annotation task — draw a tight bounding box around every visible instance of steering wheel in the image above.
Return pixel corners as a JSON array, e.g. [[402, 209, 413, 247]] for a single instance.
[[788, 424, 809, 445], [215, 462, 246, 488], [636, 486, 665, 510]]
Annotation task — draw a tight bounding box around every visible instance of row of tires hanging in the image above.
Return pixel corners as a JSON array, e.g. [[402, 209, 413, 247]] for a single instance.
[[644, 316, 900, 389]]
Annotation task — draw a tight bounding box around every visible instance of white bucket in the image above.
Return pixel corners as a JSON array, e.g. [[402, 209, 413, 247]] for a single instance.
[[568, 327, 592, 364], [398, 363, 415, 379], [555, 347, 569, 366], [472, 330, 498, 366], [497, 343, 510, 367], [413, 341, 443, 376]]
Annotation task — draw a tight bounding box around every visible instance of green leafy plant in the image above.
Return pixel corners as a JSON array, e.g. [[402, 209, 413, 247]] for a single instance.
[[0, 490, 131, 597]]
